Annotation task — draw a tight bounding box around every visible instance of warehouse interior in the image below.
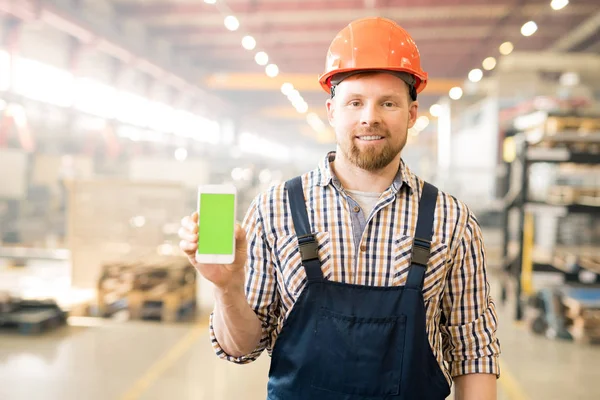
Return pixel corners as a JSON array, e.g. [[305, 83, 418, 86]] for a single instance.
[[1, 0, 600, 399]]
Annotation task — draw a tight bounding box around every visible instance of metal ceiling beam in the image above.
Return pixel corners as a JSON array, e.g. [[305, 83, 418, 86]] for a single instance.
[[0, 0, 230, 112], [149, 17, 528, 36], [496, 51, 600, 76], [172, 25, 559, 47], [135, 5, 510, 25], [116, 0, 369, 14], [203, 73, 462, 94], [128, 4, 595, 26], [549, 10, 600, 52], [181, 41, 506, 60], [114, 0, 366, 5], [258, 106, 328, 120]]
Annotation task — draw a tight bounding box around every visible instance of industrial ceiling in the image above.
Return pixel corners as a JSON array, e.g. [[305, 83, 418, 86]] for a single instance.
[[2, 0, 600, 145]]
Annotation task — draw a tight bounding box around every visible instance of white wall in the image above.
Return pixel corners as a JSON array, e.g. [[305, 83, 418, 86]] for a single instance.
[[129, 157, 211, 189], [19, 25, 70, 68], [77, 50, 114, 84], [0, 148, 28, 199], [443, 97, 500, 207]]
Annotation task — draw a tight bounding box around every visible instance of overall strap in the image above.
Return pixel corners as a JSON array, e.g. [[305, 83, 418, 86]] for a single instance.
[[406, 182, 439, 289], [285, 176, 324, 282]]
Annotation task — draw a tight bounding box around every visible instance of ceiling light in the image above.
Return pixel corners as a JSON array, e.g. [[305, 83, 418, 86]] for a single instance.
[[414, 116, 430, 131], [204, 0, 217, 4], [255, 51, 268, 66], [295, 101, 308, 114], [482, 56, 497, 71], [280, 83, 294, 95], [499, 41, 514, 55], [521, 21, 538, 37], [559, 72, 579, 86], [174, 147, 188, 162], [429, 104, 441, 117], [468, 68, 483, 83], [241, 35, 256, 50], [449, 87, 463, 100], [287, 89, 302, 102], [265, 64, 279, 78], [224, 16, 239, 31], [551, 0, 569, 11], [291, 97, 305, 108]]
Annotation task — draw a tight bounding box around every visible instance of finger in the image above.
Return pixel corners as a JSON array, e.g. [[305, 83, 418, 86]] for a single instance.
[[178, 227, 196, 242], [234, 224, 245, 240], [234, 224, 248, 254], [179, 227, 197, 243], [186, 216, 198, 233], [179, 240, 197, 254], [181, 215, 191, 226]]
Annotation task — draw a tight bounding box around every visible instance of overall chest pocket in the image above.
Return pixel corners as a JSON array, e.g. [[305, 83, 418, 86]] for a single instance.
[[274, 232, 332, 297], [311, 308, 407, 397]]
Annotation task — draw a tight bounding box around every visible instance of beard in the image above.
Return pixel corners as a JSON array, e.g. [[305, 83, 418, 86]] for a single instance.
[[341, 126, 406, 172]]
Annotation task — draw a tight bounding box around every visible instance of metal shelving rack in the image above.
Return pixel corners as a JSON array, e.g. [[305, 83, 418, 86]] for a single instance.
[[500, 111, 600, 321]]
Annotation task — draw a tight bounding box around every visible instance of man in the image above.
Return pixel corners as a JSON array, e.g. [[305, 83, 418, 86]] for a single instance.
[[179, 17, 500, 400]]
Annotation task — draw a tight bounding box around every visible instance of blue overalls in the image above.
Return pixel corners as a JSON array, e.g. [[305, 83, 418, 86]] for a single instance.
[[266, 177, 451, 400]]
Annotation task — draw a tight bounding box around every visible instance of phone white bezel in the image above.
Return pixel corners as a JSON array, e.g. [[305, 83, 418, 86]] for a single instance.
[[195, 184, 237, 264]]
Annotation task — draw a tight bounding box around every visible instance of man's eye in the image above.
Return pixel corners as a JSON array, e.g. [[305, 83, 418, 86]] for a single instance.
[[383, 102, 395, 107], [349, 101, 361, 107]]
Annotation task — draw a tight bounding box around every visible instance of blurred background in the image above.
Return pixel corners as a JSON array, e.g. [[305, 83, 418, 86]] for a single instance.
[[1, 0, 600, 399]]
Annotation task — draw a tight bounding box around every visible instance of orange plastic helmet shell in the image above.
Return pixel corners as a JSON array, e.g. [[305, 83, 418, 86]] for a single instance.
[[318, 17, 428, 94]]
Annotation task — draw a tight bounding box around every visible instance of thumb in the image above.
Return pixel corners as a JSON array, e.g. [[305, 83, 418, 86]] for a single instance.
[[234, 224, 248, 262]]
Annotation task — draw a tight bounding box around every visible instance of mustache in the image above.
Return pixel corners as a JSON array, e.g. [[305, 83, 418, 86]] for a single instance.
[[352, 127, 389, 136]]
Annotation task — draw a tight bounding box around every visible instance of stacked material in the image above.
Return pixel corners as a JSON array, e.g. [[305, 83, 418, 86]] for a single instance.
[[0, 293, 67, 335], [561, 287, 600, 344], [97, 255, 197, 322]]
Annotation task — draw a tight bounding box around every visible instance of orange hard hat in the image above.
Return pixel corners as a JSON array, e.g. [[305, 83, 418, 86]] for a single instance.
[[318, 17, 428, 98]]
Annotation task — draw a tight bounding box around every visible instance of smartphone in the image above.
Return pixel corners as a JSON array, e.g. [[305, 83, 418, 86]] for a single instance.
[[195, 184, 237, 264]]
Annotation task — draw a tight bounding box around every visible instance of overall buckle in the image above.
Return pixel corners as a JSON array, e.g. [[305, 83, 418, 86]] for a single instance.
[[412, 237, 431, 267], [298, 234, 319, 262]]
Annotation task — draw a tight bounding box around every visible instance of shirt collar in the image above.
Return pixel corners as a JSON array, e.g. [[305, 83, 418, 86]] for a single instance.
[[317, 151, 414, 193]]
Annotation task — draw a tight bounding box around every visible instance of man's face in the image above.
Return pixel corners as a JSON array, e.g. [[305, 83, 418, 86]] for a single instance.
[[326, 72, 419, 172]]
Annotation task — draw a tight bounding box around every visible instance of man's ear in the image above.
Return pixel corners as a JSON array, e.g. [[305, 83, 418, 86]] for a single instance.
[[407, 100, 419, 129], [326, 98, 335, 127]]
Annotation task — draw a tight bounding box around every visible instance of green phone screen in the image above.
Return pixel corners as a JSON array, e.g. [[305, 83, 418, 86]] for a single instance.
[[198, 193, 235, 255]]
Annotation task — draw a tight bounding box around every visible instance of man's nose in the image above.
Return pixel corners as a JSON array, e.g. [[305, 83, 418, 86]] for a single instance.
[[360, 103, 382, 126]]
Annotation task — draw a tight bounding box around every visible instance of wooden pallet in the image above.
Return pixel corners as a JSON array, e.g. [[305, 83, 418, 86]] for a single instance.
[[95, 256, 195, 318], [128, 282, 196, 322], [95, 262, 135, 317]]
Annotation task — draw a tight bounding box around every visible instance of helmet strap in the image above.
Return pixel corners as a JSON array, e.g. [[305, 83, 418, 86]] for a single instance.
[[409, 86, 417, 102]]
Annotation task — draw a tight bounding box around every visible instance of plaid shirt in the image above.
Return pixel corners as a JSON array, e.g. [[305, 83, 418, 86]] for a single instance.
[[210, 152, 501, 383]]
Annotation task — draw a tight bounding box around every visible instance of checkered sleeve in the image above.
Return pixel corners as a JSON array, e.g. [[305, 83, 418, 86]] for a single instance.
[[209, 195, 280, 363], [440, 210, 501, 378]]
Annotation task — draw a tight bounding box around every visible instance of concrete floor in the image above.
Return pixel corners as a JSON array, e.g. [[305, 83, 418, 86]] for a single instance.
[[1, 285, 600, 400], [1, 238, 600, 400]]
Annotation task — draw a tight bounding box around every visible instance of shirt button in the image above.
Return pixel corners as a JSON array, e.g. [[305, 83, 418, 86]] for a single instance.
[[353, 206, 360, 213], [360, 245, 367, 252]]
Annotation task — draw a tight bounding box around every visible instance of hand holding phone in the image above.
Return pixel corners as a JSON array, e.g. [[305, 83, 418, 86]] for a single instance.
[[195, 184, 237, 264], [178, 184, 247, 289]]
